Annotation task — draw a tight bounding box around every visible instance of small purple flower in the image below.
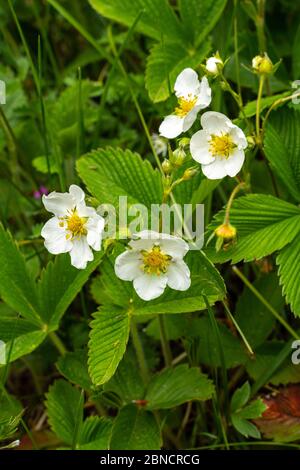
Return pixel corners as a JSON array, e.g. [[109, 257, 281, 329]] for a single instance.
[[33, 186, 49, 199]]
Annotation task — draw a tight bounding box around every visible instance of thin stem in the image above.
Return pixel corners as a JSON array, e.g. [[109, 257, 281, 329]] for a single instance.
[[48, 331, 67, 355], [256, 0, 266, 53], [256, 74, 265, 142], [224, 181, 247, 225], [158, 315, 173, 367], [232, 266, 300, 341], [222, 301, 254, 356], [130, 319, 150, 385]]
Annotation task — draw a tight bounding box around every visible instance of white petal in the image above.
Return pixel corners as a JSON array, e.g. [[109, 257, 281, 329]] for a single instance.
[[159, 236, 189, 259], [224, 148, 245, 177], [86, 214, 105, 250], [69, 184, 85, 205], [182, 106, 200, 132], [201, 158, 228, 180], [133, 274, 168, 301], [42, 191, 74, 217], [174, 68, 200, 98], [70, 238, 93, 269], [76, 203, 96, 218], [230, 125, 248, 149], [167, 259, 191, 291], [196, 76, 212, 109], [129, 230, 159, 251], [133, 230, 160, 240], [41, 217, 72, 254], [114, 250, 142, 281], [201, 111, 232, 135], [206, 57, 221, 74], [190, 130, 214, 164], [159, 114, 184, 139]]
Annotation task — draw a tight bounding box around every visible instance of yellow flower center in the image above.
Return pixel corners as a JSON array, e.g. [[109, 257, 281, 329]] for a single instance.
[[209, 133, 235, 159], [175, 95, 197, 117], [141, 245, 172, 276], [61, 210, 87, 239]]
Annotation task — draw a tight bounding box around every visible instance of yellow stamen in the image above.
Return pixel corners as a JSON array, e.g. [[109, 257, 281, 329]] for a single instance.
[[209, 133, 235, 159], [141, 245, 171, 276], [63, 210, 87, 239], [175, 95, 197, 117]]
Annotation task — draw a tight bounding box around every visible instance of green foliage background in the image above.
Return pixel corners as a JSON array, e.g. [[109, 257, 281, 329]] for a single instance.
[[0, 0, 300, 451]]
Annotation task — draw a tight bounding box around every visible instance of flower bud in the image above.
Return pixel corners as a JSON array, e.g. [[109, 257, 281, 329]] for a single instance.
[[215, 223, 237, 240], [162, 159, 172, 174], [215, 223, 237, 252], [171, 147, 186, 167], [206, 54, 224, 76], [182, 167, 198, 181], [252, 53, 273, 74]]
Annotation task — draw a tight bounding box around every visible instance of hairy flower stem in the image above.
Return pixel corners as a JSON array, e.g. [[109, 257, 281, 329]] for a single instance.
[[224, 181, 247, 226], [232, 266, 300, 341], [130, 319, 150, 385]]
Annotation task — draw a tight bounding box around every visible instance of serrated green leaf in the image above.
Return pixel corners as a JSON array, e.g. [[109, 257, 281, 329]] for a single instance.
[[89, 0, 183, 42], [231, 382, 251, 413], [264, 110, 300, 201], [77, 147, 163, 208], [146, 364, 214, 409], [231, 415, 261, 439], [0, 224, 41, 326], [146, 41, 211, 102], [241, 91, 290, 118], [78, 416, 112, 450], [38, 252, 103, 328], [45, 380, 83, 446], [238, 399, 267, 420], [88, 306, 130, 386], [56, 350, 92, 390], [110, 404, 161, 450], [277, 234, 300, 317], [206, 194, 300, 264]]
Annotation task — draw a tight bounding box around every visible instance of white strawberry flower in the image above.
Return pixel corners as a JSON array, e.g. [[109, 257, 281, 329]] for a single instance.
[[114, 230, 191, 301], [41, 185, 105, 269], [159, 68, 211, 139], [190, 111, 247, 179]]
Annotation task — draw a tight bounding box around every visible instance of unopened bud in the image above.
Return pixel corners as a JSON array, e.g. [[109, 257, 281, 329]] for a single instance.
[[171, 147, 186, 167], [162, 159, 172, 174], [206, 54, 224, 76], [182, 167, 198, 181], [252, 53, 273, 74]]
